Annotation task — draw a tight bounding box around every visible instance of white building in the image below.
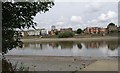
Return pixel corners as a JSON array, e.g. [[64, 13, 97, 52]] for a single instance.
[[41, 29, 47, 36], [28, 30, 35, 36], [35, 29, 41, 36], [27, 29, 47, 36]]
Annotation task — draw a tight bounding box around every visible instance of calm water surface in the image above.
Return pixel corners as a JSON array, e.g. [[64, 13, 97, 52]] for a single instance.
[[7, 40, 119, 57]]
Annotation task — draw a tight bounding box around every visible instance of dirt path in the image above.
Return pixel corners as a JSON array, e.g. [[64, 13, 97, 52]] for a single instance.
[[81, 59, 118, 71]]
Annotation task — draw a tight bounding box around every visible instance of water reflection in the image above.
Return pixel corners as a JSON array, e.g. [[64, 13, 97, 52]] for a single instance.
[[83, 41, 105, 49], [7, 40, 119, 57], [82, 41, 119, 51], [77, 43, 82, 49], [107, 41, 119, 51], [22, 41, 119, 51]]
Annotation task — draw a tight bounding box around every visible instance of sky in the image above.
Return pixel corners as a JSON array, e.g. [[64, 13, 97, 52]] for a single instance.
[[33, 0, 118, 31]]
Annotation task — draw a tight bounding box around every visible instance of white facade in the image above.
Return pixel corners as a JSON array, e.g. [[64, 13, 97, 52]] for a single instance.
[[34, 29, 41, 36], [41, 29, 47, 36], [27, 29, 47, 36], [28, 30, 35, 36]]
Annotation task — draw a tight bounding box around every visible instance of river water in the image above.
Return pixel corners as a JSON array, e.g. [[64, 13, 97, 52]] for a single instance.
[[7, 40, 119, 57]]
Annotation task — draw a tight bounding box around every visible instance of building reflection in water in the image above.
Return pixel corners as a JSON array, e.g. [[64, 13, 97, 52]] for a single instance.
[[22, 40, 119, 51], [49, 42, 59, 49], [83, 41, 119, 51], [83, 41, 106, 49], [23, 42, 49, 50]]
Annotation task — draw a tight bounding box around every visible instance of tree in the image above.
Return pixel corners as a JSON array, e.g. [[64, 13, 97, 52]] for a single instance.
[[108, 23, 115, 26], [2, 1, 54, 54], [58, 32, 74, 38], [76, 28, 82, 34], [107, 22, 118, 34]]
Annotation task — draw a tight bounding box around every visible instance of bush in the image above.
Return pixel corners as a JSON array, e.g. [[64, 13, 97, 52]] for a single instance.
[[76, 28, 82, 34], [58, 32, 74, 38]]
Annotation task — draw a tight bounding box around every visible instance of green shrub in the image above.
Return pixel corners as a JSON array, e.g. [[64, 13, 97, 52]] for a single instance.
[[76, 28, 82, 34], [58, 32, 74, 38]]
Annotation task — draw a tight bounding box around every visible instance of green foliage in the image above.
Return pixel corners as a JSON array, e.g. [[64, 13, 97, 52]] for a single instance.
[[76, 28, 82, 34], [2, 1, 54, 54], [58, 32, 74, 38], [109, 30, 118, 33], [108, 23, 115, 26]]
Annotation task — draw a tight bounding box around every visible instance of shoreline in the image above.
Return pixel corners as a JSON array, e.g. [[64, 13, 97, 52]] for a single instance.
[[5, 55, 118, 60], [21, 36, 119, 42], [5, 55, 118, 71]]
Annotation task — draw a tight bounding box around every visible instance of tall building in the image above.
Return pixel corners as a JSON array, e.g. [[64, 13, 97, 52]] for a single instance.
[[51, 25, 56, 30], [48, 25, 58, 35]]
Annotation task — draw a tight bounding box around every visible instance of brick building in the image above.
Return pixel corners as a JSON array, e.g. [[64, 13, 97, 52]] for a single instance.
[[84, 27, 107, 35]]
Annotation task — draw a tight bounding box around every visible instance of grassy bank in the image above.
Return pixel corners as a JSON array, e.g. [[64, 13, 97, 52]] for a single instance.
[[21, 36, 119, 42]]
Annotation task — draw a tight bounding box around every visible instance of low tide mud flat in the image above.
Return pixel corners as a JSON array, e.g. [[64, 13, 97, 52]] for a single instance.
[[5, 55, 118, 71]]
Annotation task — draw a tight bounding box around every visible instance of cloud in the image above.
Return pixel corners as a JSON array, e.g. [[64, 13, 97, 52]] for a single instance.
[[98, 11, 117, 22], [88, 11, 117, 24], [55, 16, 68, 26], [85, 2, 102, 12], [86, 11, 117, 27], [58, 16, 66, 22], [70, 16, 83, 24], [56, 21, 65, 25]]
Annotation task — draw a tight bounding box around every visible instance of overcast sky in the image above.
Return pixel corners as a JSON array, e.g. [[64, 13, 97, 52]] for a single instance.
[[33, 0, 118, 31]]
